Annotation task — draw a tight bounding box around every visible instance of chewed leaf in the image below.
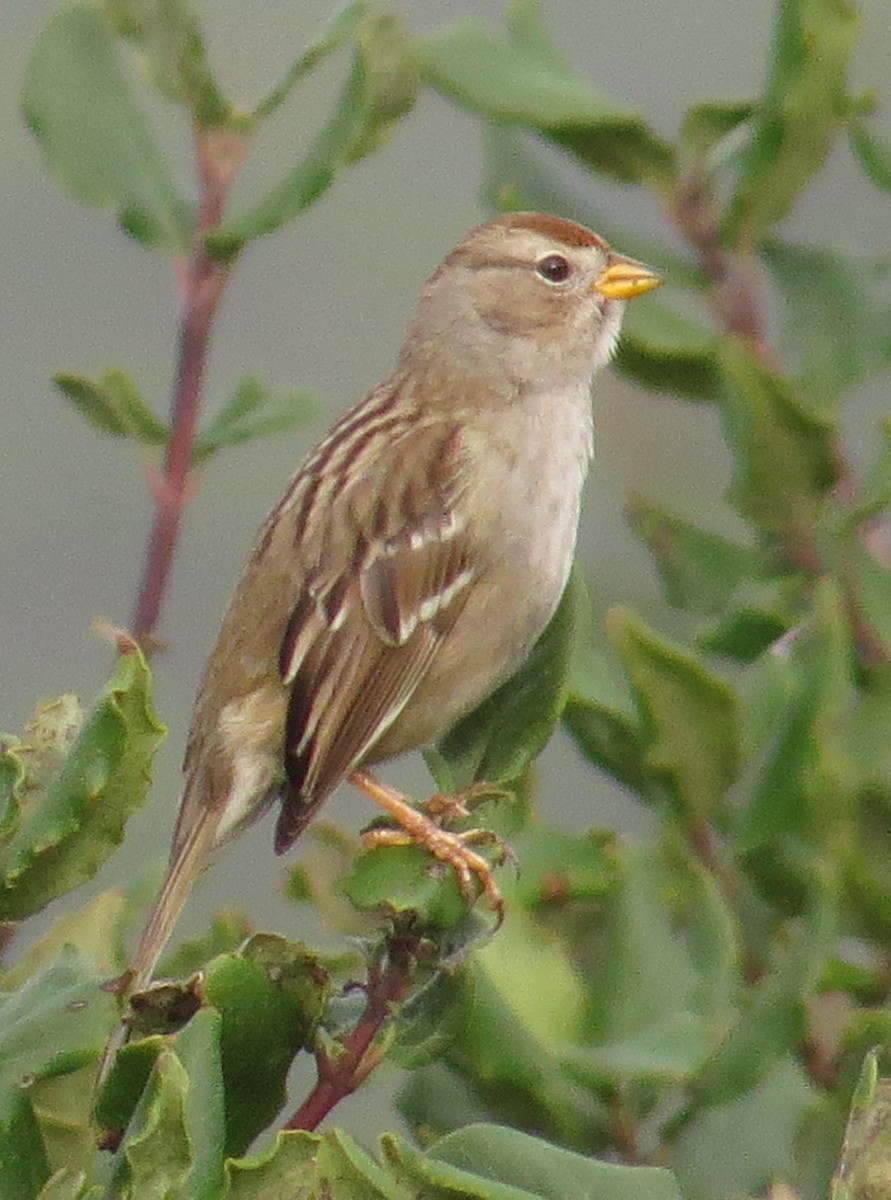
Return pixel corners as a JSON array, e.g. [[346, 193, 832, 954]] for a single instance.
[[0, 948, 117, 1126], [0, 648, 165, 920]]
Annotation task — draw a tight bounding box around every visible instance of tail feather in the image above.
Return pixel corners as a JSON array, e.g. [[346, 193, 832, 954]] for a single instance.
[[96, 805, 218, 1094], [127, 809, 218, 994]]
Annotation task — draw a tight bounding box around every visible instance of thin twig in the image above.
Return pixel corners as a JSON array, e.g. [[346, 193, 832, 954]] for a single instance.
[[131, 130, 247, 647], [671, 174, 776, 367], [284, 933, 419, 1132]]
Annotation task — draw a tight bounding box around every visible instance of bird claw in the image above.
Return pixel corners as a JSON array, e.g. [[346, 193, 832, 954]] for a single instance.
[[352, 770, 508, 920], [363, 823, 504, 919]]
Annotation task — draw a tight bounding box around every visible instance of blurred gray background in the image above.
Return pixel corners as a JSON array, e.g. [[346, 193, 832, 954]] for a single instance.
[[2, 0, 890, 1137]]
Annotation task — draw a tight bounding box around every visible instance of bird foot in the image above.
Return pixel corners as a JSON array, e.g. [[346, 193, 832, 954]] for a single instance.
[[351, 770, 507, 918]]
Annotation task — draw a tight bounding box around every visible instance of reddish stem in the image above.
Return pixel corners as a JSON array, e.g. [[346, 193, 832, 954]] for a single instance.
[[671, 174, 776, 367], [284, 935, 418, 1132], [131, 130, 245, 646]]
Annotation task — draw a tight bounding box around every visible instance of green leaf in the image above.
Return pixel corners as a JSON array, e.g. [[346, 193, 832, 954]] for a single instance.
[[562, 617, 645, 793], [582, 845, 712, 1082], [838, 666, 891, 794], [28, 1067, 97, 1192], [405, 910, 595, 1148], [679, 100, 756, 160], [831, 1050, 891, 1200], [723, 0, 860, 247], [398, 1060, 502, 1145], [203, 939, 328, 1155], [103, 0, 231, 129], [763, 240, 891, 409], [734, 582, 854, 908], [1, 890, 126, 989], [615, 299, 722, 401], [434, 567, 587, 792], [561, 695, 646, 792], [852, 545, 891, 660], [857, 417, 891, 518], [607, 608, 740, 823], [193, 377, 319, 462], [673, 848, 740, 1025], [54, 369, 168, 446], [209, 12, 418, 257], [169, 1009, 226, 1200], [719, 337, 840, 540], [389, 971, 466, 1070], [695, 577, 795, 661], [505, 0, 570, 71], [421, 18, 675, 188], [845, 780, 891, 943], [0, 1092, 50, 1200], [508, 826, 616, 911], [386, 1125, 684, 1200], [567, 1012, 711, 1086], [736, 644, 796, 765], [849, 113, 891, 193], [344, 843, 477, 929], [688, 874, 837, 1112], [22, 3, 191, 249], [35, 1166, 90, 1200], [0, 646, 165, 920], [474, 908, 585, 1049], [226, 1128, 394, 1200], [0, 948, 117, 1127], [111, 1011, 224, 1200], [253, 1, 369, 122], [674, 1058, 813, 1200], [626, 497, 763, 615], [94, 1036, 164, 1137]]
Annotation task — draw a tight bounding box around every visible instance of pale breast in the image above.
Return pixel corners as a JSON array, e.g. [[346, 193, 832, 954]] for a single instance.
[[370, 381, 594, 759], [465, 379, 593, 619]]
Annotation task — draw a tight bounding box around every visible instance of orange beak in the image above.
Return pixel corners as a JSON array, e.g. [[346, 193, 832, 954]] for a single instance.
[[594, 257, 662, 301]]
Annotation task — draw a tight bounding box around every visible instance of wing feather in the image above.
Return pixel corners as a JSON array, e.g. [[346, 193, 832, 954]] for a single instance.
[[274, 424, 474, 852]]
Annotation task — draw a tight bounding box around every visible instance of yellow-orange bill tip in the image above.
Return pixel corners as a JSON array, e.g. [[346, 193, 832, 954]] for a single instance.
[[594, 259, 662, 301]]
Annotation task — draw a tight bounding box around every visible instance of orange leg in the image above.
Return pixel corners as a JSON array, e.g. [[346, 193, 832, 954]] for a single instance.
[[349, 770, 505, 917]]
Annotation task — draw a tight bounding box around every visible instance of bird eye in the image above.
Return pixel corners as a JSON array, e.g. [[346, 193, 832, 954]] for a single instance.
[[536, 254, 571, 283]]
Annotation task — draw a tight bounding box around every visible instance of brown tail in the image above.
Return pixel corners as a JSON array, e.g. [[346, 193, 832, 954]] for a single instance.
[[127, 807, 218, 994], [96, 802, 218, 1092]]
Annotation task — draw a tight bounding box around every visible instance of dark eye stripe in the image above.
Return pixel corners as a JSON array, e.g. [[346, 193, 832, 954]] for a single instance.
[[536, 254, 571, 283]]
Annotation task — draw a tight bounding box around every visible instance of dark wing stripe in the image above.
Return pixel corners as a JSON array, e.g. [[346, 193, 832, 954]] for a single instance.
[[274, 418, 473, 852], [360, 512, 471, 646]]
